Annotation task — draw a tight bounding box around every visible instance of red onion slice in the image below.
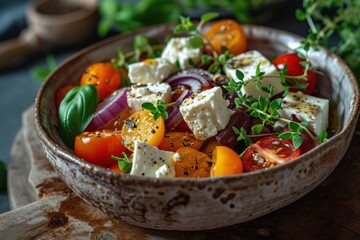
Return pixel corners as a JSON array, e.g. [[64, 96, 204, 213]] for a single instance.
[[165, 69, 215, 93], [216, 109, 251, 149], [165, 89, 191, 130], [86, 88, 129, 131]]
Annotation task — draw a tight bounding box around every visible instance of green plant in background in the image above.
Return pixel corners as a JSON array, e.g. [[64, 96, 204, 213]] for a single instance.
[[0, 159, 7, 191], [30, 55, 57, 83], [296, 0, 360, 79], [98, 0, 272, 36]]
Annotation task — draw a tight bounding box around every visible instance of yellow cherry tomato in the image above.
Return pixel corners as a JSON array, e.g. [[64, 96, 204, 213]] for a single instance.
[[121, 109, 165, 151], [211, 146, 243, 177]]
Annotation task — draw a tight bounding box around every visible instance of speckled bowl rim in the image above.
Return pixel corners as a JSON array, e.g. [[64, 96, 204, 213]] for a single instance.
[[34, 23, 360, 187]]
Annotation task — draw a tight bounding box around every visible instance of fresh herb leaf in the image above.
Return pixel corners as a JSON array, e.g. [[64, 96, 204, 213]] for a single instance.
[[233, 126, 253, 147], [112, 152, 132, 174], [316, 130, 328, 143], [186, 36, 204, 49], [31, 55, 57, 83], [141, 100, 168, 120], [200, 12, 219, 24], [297, 0, 360, 80], [58, 85, 98, 148]]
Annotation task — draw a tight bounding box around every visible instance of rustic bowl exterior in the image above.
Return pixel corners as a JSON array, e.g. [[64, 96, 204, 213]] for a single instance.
[[34, 24, 360, 230]]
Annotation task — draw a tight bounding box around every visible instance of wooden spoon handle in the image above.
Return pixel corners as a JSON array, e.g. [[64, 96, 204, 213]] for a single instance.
[[0, 29, 42, 70]]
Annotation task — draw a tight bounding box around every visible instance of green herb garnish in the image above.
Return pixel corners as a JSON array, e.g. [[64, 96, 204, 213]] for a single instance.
[[112, 152, 132, 174], [30, 55, 57, 83], [297, 0, 360, 80], [225, 66, 323, 148], [141, 100, 168, 120]]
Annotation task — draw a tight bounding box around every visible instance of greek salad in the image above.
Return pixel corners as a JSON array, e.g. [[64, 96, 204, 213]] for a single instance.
[[57, 14, 331, 178]]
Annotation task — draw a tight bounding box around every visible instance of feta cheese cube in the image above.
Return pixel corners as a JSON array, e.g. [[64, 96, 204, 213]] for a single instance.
[[278, 92, 329, 135], [128, 58, 174, 84], [224, 50, 283, 98], [130, 140, 176, 178], [127, 83, 172, 112], [161, 37, 202, 69], [180, 86, 234, 140]]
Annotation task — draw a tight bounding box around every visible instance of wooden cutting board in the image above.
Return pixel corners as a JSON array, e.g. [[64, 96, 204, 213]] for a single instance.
[[1, 106, 360, 239]]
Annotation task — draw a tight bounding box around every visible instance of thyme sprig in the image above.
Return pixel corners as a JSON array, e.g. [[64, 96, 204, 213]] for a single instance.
[[224, 67, 328, 148], [111, 35, 165, 70], [141, 100, 168, 120], [296, 0, 360, 79], [112, 152, 132, 174], [173, 12, 233, 73]]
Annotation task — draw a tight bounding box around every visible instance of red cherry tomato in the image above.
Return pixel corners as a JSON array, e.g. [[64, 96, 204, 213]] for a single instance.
[[74, 130, 126, 168], [242, 135, 300, 172], [55, 85, 76, 110], [80, 62, 121, 101], [109, 164, 125, 174], [273, 53, 317, 94]]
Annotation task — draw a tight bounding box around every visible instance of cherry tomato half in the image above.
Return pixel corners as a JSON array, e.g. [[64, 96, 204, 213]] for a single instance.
[[158, 132, 203, 152], [174, 147, 213, 178], [204, 19, 247, 55], [109, 164, 125, 174], [74, 130, 126, 168], [273, 53, 317, 94], [80, 62, 121, 101], [211, 146, 243, 177], [242, 135, 300, 172], [121, 109, 165, 151]]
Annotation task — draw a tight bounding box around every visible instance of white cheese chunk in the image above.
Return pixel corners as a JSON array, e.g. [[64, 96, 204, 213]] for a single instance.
[[127, 83, 172, 112], [278, 92, 329, 135], [179, 86, 234, 140], [161, 37, 202, 70], [128, 58, 174, 84], [130, 140, 176, 178], [224, 50, 283, 99]]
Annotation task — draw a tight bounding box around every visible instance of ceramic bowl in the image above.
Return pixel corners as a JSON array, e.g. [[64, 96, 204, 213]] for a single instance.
[[34, 23, 360, 230]]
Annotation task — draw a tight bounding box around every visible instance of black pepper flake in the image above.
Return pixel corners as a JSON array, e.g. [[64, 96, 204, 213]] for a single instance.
[[124, 119, 137, 129]]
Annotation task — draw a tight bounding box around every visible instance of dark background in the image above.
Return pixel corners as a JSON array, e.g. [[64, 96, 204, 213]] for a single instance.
[[0, 0, 306, 213]]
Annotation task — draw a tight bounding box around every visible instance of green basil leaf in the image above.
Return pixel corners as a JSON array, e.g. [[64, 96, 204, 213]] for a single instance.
[[59, 85, 98, 148]]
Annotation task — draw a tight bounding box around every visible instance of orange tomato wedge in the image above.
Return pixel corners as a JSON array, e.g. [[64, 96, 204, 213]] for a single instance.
[[121, 109, 165, 151], [204, 19, 247, 55], [211, 146, 243, 177], [158, 132, 204, 152], [174, 147, 213, 178]]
